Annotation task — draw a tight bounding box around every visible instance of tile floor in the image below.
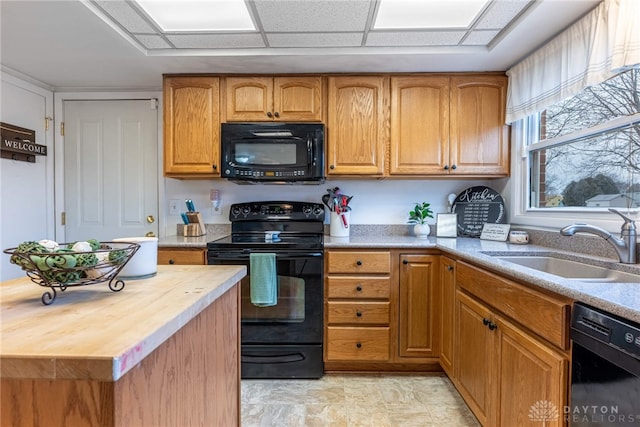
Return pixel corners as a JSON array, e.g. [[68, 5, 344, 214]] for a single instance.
[[241, 373, 481, 427]]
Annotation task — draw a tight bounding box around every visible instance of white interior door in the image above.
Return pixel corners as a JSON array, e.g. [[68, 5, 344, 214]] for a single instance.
[[64, 100, 158, 242]]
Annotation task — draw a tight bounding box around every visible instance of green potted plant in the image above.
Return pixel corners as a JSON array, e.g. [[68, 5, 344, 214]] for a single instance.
[[408, 202, 434, 238]]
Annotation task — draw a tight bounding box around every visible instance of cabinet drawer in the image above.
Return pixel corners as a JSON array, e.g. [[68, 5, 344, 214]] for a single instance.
[[326, 277, 390, 299], [157, 248, 205, 265], [327, 301, 390, 325], [326, 327, 390, 361], [457, 261, 571, 349], [326, 251, 391, 274]]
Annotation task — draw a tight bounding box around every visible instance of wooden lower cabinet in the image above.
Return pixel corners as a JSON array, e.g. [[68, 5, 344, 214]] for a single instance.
[[324, 249, 440, 371], [454, 261, 570, 427], [439, 256, 456, 377], [158, 247, 206, 265], [398, 254, 438, 359]]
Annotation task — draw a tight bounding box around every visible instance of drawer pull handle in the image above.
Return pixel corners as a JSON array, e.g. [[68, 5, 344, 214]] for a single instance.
[[488, 322, 497, 331], [356, 285, 362, 292], [482, 318, 490, 326], [169, 259, 175, 265], [356, 260, 362, 266], [356, 311, 362, 317], [356, 343, 362, 348]]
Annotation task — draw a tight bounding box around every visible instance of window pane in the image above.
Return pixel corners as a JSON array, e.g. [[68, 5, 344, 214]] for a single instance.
[[541, 70, 640, 139], [530, 125, 640, 208]]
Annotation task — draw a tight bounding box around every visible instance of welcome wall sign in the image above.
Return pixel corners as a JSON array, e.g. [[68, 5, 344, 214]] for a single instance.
[[1, 122, 47, 163]]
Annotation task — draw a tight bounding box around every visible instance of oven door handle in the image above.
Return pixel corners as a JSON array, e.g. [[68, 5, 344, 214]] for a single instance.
[[241, 352, 306, 364], [208, 251, 323, 260]]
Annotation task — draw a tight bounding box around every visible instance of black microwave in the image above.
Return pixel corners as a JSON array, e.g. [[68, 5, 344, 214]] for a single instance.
[[221, 122, 324, 184]]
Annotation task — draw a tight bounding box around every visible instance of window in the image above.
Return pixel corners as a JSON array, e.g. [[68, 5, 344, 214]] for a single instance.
[[525, 69, 640, 211]]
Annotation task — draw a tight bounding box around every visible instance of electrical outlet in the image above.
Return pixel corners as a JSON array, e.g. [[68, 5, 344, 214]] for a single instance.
[[169, 199, 180, 215], [212, 202, 223, 216]]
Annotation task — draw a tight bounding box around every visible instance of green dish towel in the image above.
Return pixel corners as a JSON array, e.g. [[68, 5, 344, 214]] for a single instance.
[[250, 253, 278, 307]]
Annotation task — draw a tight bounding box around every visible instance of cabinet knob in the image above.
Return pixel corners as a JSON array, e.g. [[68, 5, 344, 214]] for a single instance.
[[169, 259, 175, 265], [212, 164, 217, 170], [488, 322, 497, 331], [356, 260, 362, 266], [447, 265, 454, 271], [266, 111, 273, 118], [329, 164, 335, 170], [356, 311, 362, 317], [356, 343, 362, 349], [274, 112, 280, 118], [403, 259, 409, 264], [451, 164, 457, 170], [356, 285, 362, 292], [483, 318, 490, 326], [444, 165, 449, 170]]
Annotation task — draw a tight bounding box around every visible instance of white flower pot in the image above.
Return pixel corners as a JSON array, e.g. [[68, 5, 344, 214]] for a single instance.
[[413, 223, 430, 238]]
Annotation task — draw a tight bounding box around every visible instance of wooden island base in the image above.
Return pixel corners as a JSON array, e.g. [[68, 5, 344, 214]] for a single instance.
[[1, 285, 240, 427]]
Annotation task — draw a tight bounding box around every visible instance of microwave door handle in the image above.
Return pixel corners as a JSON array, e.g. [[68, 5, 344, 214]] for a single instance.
[[307, 136, 313, 166]]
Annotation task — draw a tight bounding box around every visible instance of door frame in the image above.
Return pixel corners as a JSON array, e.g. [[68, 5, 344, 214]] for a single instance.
[[54, 91, 163, 242]]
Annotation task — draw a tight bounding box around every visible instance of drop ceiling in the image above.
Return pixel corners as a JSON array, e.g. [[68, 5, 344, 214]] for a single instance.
[[0, 0, 601, 91]]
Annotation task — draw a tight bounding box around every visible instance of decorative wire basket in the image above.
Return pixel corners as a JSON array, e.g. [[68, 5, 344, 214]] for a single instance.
[[3, 242, 140, 305]]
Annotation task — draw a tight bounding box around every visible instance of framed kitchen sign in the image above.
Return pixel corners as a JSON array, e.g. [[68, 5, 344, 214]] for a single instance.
[[451, 186, 507, 237], [1, 122, 47, 163]]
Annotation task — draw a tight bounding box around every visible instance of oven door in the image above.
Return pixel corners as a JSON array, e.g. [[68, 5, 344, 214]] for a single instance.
[[207, 249, 323, 344]]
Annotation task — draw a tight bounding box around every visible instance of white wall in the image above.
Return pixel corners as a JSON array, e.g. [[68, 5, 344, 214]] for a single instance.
[[0, 73, 55, 280], [162, 177, 491, 236]]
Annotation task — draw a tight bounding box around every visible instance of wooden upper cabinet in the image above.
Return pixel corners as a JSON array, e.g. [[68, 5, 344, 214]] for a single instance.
[[326, 76, 389, 176], [225, 76, 323, 122], [390, 76, 450, 175], [163, 76, 220, 178], [450, 75, 509, 176]]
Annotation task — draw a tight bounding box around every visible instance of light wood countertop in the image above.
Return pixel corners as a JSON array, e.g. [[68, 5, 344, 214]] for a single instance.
[[0, 265, 246, 381]]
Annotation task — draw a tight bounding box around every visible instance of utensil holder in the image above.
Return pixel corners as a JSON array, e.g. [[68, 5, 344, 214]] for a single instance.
[[330, 211, 350, 237], [184, 212, 206, 237]]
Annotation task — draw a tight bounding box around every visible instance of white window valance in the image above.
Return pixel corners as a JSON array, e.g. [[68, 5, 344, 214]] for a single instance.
[[505, 0, 640, 124]]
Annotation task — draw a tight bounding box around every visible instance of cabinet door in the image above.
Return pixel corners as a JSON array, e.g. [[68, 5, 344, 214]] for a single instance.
[[439, 256, 455, 377], [163, 77, 220, 177], [225, 77, 273, 121], [390, 76, 450, 175], [450, 75, 509, 176], [455, 290, 495, 427], [398, 254, 438, 358], [326, 76, 388, 175], [273, 76, 323, 121], [495, 316, 568, 427]]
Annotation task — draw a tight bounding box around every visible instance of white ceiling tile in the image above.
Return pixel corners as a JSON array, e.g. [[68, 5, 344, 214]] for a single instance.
[[254, 1, 371, 32], [267, 33, 363, 47], [462, 30, 499, 45], [166, 34, 265, 49], [134, 34, 172, 49], [366, 31, 465, 47], [93, 1, 156, 33], [475, 0, 531, 30]]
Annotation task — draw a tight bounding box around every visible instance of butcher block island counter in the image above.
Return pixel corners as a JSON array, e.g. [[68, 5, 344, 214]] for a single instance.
[[0, 264, 246, 427]]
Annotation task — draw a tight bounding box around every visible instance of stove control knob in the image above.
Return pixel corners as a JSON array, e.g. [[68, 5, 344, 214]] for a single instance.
[[302, 205, 312, 215], [231, 206, 241, 217], [242, 206, 251, 215], [313, 207, 323, 216]]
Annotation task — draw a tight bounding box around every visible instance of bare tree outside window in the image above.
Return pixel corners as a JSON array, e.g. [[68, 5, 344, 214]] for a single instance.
[[529, 69, 640, 209]]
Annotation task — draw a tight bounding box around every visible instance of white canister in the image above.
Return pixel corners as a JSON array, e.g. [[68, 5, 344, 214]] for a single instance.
[[112, 236, 158, 279], [330, 211, 350, 237], [508, 231, 529, 244]]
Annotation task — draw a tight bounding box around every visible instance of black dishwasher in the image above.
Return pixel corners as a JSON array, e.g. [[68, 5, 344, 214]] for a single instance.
[[570, 303, 640, 426]]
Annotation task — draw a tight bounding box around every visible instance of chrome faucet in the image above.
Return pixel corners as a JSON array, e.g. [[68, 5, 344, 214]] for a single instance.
[[560, 209, 637, 264]]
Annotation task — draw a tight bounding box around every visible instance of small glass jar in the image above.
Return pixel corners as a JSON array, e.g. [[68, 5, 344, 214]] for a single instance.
[[509, 231, 529, 244]]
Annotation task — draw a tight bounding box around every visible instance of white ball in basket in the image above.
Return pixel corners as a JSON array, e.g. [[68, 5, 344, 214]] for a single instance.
[[71, 241, 93, 252], [38, 239, 59, 251]]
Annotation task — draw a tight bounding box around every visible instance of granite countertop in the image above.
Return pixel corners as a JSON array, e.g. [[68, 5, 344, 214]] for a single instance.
[[0, 265, 246, 381], [158, 231, 640, 324]]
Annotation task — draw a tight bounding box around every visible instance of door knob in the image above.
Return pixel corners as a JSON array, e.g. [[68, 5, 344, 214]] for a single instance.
[[145, 231, 156, 237], [146, 215, 155, 223]]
